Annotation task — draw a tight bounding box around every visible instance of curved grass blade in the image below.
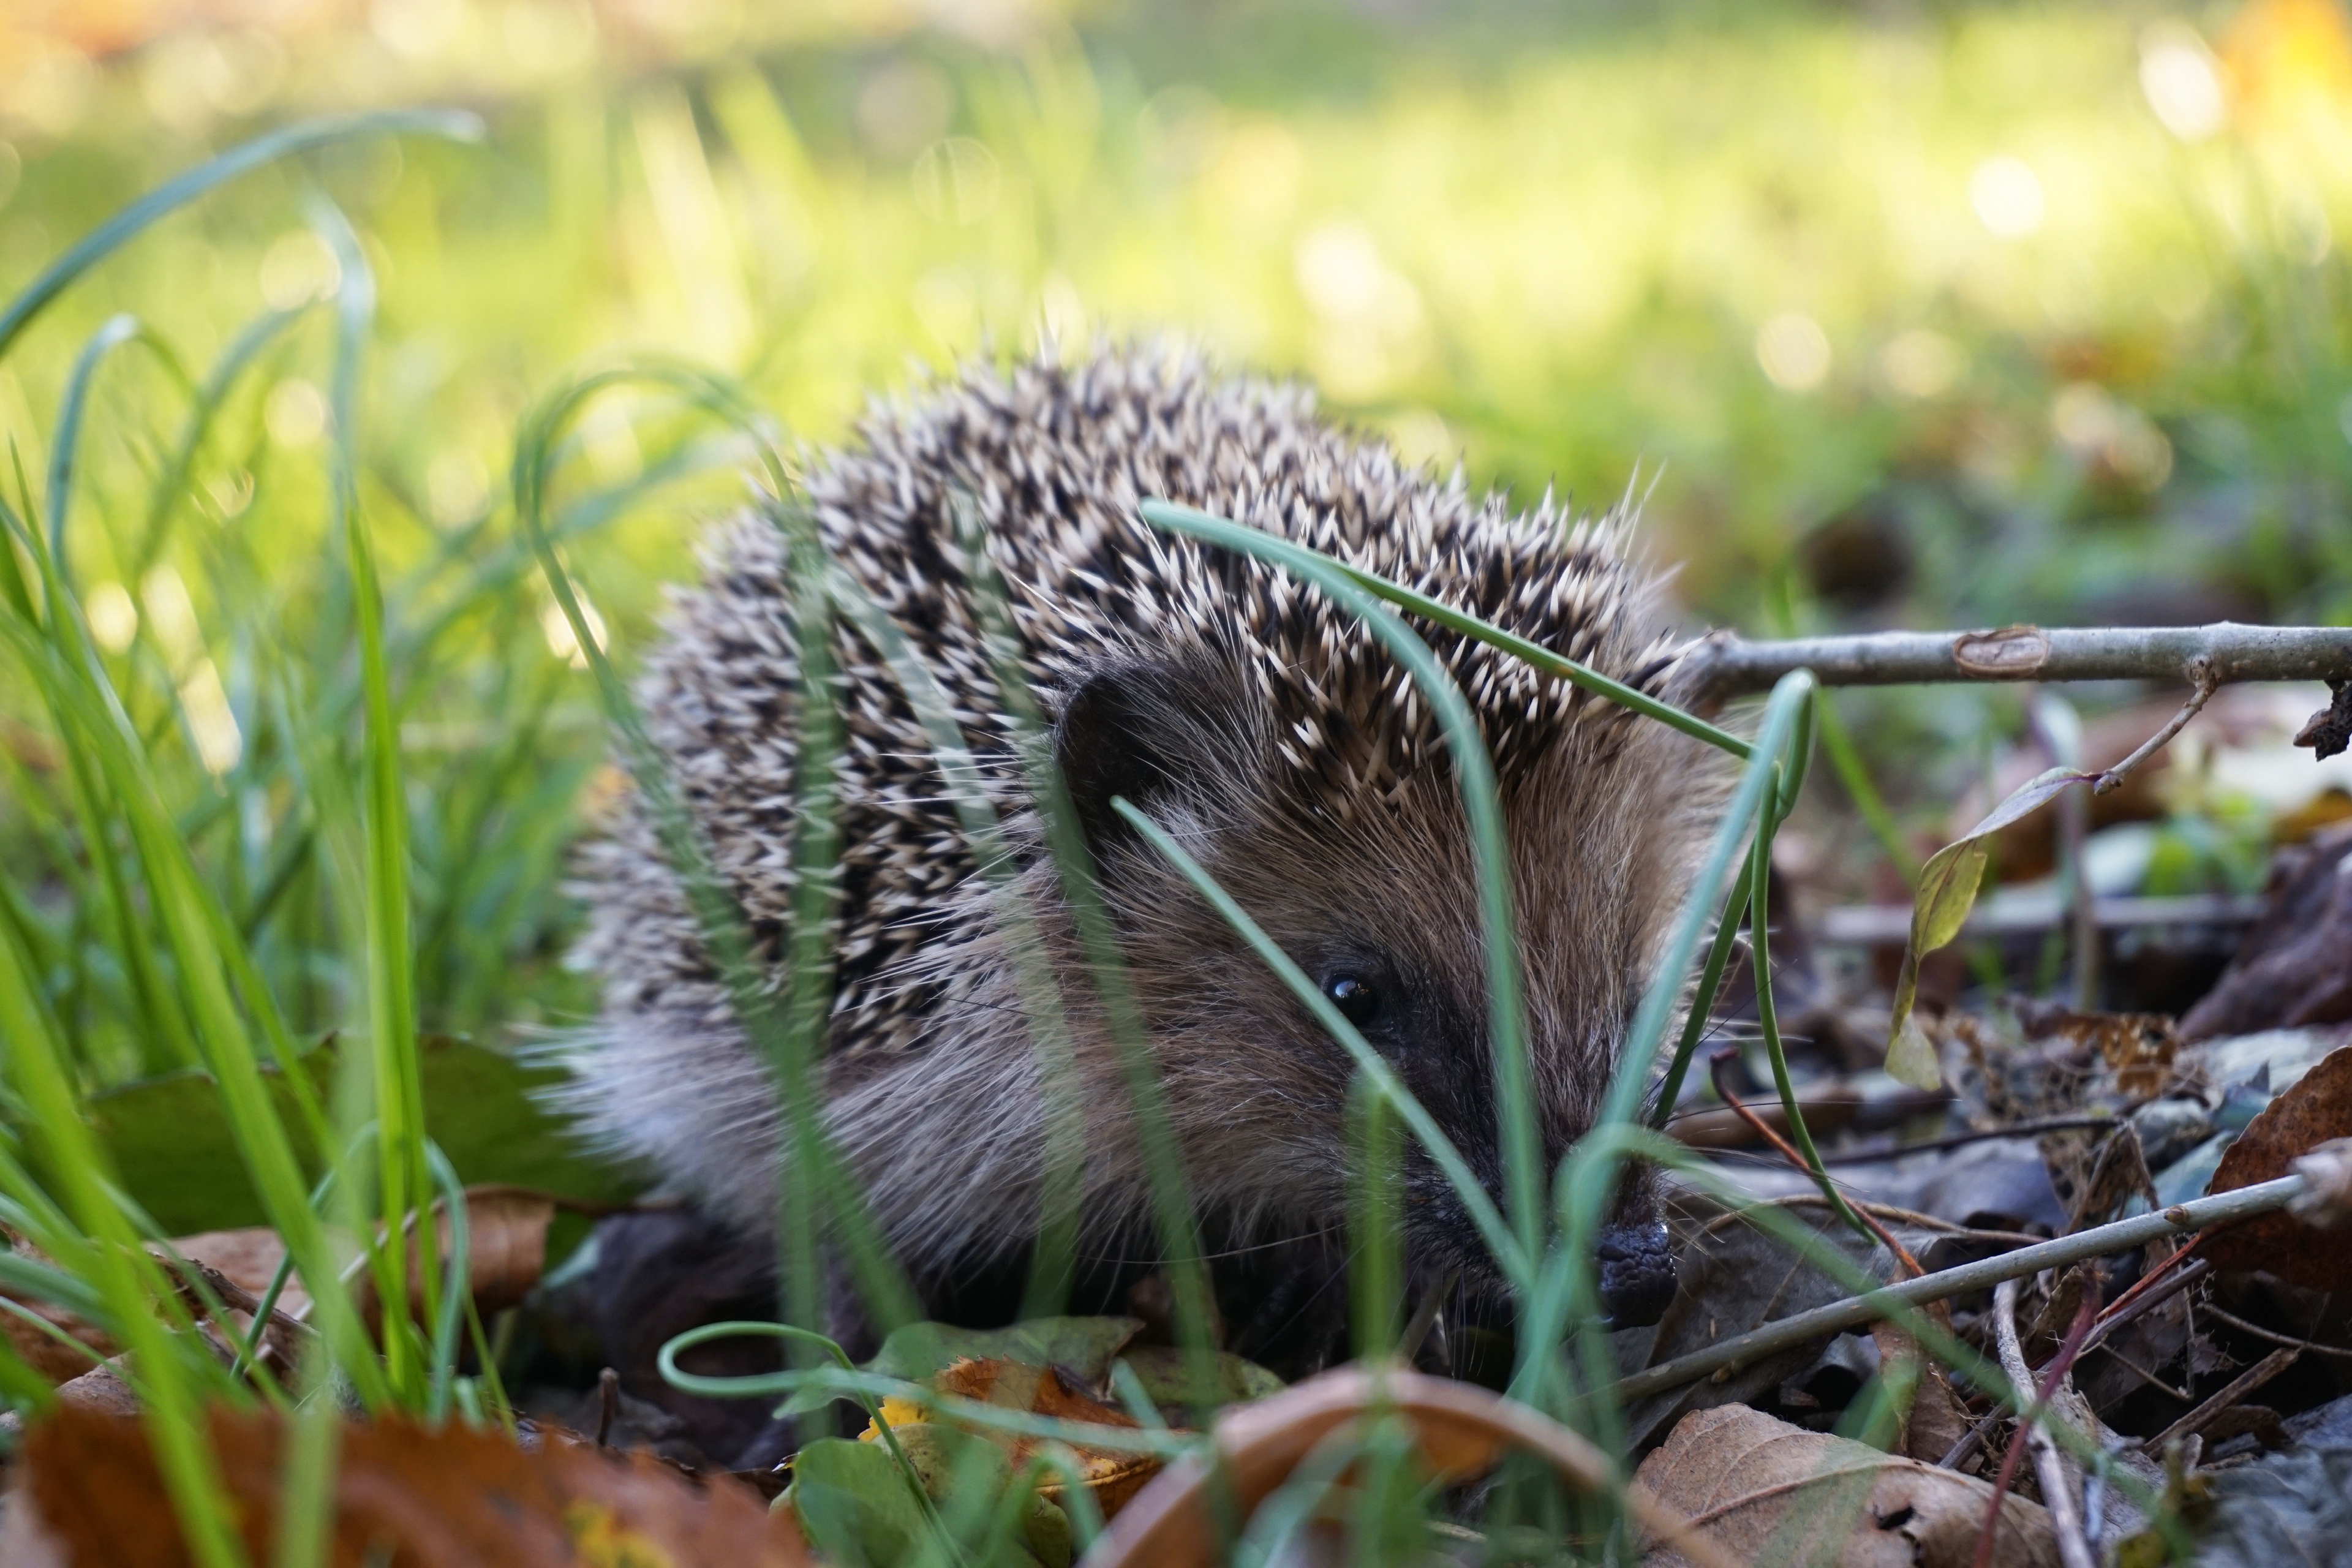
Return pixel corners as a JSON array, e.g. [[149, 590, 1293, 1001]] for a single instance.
[[1137, 499, 1749, 761], [134, 305, 308, 581], [0, 883, 248, 1567], [949, 503, 1221, 1367], [1645, 861, 1754, 1129], [1542, 673, 1810, 1444], [0, 610, 389, 1411], [0, 109, 483, 363], [1132, 502, 1544, 1277]]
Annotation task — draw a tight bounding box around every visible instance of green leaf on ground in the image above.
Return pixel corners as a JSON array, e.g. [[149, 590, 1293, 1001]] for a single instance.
[[786, 1436, 934, 1568], [69, 1036, 639, 1235]]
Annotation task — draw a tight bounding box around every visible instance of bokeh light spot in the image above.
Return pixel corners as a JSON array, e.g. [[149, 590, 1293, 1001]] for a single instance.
[[260, 230, 342, 309], [265, 379, 330, 447], [1756, 312, 1831, 391], [1880, 329, 1966, 399], [858, 59, 953, 160], [85, 582, 139, 654], [1969, 156, 2046, 237], [2140, 23, 2230, 140]]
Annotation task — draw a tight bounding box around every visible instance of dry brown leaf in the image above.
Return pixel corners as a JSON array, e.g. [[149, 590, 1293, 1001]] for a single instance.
[[2204, 1044, 2352, 1291], [0, 1298, 115, 1386], [1095, 1365, 1737, 1568], [1634, 1404, 2059, 1568], [865, 1355, 1161, 1518], [172, 1185, 561, 1330], [1869, 1320, 1971, 1465], [12, 1400, 813, 1567]]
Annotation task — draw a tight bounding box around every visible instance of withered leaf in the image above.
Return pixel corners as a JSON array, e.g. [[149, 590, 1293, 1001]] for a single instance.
[[864, 1355, 1159, 1520], [1635, 1404, 2059, 1568], [13, 1401, 811, 1566], [2204, 1044, 2352, 1291]]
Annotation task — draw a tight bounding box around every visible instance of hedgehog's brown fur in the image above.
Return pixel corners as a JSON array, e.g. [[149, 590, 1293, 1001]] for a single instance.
[[564, 345, 1721, 1336]]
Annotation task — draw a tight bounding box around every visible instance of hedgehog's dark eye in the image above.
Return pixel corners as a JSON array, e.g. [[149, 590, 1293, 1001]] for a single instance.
[[1322, 973, 1385, 1029]]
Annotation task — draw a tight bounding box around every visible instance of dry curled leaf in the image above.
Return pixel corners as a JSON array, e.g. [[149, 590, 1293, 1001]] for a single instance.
[[1635, 1403, 2059, 1568], [2204, 1044, 2352, 1291], [10, 1401, 811, 1567], [1094, 1365, 1736, 1568]]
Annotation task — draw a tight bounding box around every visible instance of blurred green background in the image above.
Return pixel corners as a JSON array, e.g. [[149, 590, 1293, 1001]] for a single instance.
[[4, 0, 2351, 1079]]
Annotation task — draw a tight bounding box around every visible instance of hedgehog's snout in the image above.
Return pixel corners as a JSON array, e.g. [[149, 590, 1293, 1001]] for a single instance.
[[1594, 1221, 1678, 1329]]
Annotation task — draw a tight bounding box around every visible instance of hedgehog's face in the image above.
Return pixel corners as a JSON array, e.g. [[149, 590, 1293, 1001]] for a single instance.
[[1057, 655, 1704, 1331]]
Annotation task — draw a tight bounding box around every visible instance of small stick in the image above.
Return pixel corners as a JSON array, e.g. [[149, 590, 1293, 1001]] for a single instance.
[[1611, 1175, 2304, 1404], [2143, 1344, 2299, 1453], [1977, 1278, 2099, 1568], [1691, 622, 2352, 696], [2093, 657, 2217, 796], [597, 1366, 620, 1448], [2079, 1259, 2210, 1361], [1813, 1113, 2126, 1166], [2201, 1301, 2352, 1362], [1941, 1259, 2209, 1471]]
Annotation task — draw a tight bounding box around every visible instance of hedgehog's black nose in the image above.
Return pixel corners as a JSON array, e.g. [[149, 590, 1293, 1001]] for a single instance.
[[1595, 1221, 1678, 1330]]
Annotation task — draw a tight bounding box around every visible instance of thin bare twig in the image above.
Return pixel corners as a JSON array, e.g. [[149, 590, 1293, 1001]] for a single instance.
[[1979, 1278, 2098, 1568], [1613, 1175, 2305, 1404], [2144, 1345, 2299, 1454], [2201, 1301, 2352, 1362], [2094, 657, 2218, 796], [1691, 622, 2352, 697], [1814, 1113, 2127, 1166], [2079, 1259, 2210, 1361]]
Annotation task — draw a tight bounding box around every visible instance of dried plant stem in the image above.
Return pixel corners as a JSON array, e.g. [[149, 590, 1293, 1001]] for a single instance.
[[1613, 1175, 2304, 1404], [2145, 1344, 2299, 1453], [2094, 657, 2217, 795], [1982, 1278, 2098, 1568], [1692, 622, 2352, 696]]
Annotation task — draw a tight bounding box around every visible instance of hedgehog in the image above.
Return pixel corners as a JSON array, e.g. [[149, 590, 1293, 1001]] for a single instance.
[[562, 344, 1722, 1368]]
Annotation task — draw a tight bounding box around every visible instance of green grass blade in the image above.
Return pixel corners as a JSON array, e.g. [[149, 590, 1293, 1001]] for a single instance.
[[0, 110, 482, 364], [1131, 502, 1544, 1275], [312, 196, 432, 1403], [1815, 694, 1916, 883], [1112, 797, 1526, 1284], [132, 305, 307, 582], [512, 366, 921, 1335], [951, 519, 1222, 1369], [1645, 861, 1754, 1129], [43, 314, 143, 577], [0, 612, 390, 1409], [1137, 499, 1750, 761], [0, 886, 248, 1567]]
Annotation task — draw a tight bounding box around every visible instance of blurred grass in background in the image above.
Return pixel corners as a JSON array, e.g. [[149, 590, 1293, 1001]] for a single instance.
[[3, 0, 2350, 1082]]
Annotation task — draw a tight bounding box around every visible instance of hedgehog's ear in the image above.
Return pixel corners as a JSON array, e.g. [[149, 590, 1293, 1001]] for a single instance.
[[1053, 658, 1242, 858]]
